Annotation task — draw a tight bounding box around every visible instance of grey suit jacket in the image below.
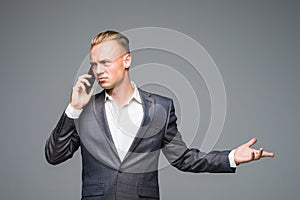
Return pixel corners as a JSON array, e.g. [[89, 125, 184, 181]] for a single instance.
[[45, 89, 235, 200]]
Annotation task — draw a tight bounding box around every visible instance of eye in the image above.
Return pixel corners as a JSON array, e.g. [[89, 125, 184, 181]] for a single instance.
[[101, 61, 111, 67]]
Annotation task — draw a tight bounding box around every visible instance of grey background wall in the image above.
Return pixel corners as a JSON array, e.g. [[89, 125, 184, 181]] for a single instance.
[[0, 0, 299, 199]]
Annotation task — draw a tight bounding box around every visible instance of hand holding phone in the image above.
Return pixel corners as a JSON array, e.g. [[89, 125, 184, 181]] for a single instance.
[[85, 66, 95, 94], [70, 69, 95, 110]]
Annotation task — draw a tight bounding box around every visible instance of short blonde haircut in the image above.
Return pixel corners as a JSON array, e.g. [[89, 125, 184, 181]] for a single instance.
[[90, 30, 130, 53]]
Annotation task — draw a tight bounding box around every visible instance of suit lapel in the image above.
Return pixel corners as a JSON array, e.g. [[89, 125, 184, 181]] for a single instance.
[[92, 89, 155, 164], [92, 91, 120, 160], [123, 89, 154, 161]]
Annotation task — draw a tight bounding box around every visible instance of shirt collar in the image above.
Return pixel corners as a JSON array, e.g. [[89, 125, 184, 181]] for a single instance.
[[105, 82, 142, 104]]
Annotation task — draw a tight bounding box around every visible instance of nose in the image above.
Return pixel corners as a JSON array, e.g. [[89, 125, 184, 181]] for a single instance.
[[96, 64, 106, 74]]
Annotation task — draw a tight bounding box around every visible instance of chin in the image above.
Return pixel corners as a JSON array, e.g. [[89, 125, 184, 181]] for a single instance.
[[99, 82, 112, 90]]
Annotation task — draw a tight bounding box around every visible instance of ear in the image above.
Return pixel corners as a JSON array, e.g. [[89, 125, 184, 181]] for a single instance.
[[123, 53, 131, 69]]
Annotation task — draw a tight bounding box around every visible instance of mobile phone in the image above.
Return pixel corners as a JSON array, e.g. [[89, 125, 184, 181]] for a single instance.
[[85, 66, 95, 94]]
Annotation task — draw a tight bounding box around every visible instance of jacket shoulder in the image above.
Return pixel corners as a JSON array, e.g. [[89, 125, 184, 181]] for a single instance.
[[138, 88, 173, 105]]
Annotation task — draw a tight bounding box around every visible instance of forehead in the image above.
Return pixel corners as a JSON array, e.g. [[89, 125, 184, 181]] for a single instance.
[[90, 40, 123, 60]]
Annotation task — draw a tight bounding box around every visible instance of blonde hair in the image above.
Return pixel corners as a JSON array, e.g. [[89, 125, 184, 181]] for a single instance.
[[90, 30, 130, 53]]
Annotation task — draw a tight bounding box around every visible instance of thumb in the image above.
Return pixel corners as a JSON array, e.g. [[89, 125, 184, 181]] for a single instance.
[[88, 88, 94, 97], [246, 137, 257, 147]]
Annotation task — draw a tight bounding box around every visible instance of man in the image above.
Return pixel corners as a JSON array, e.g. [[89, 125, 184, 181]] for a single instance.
[[45, 30, 274, 200]]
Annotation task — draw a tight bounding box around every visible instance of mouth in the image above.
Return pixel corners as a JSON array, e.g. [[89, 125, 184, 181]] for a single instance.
[[98, 77, 108, 82]]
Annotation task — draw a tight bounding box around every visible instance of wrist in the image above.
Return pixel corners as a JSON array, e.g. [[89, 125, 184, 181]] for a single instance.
[[228, 149, 238, 168], [233, 149, 240, 165], [70, 102, 83, 110]]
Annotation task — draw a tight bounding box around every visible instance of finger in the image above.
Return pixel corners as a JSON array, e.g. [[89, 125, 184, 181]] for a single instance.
[[78, 82, 86, 92], [262, 151, 275, 158], [246, 137, 257, 147], [256, 148, 263, 160], [251, 151, 255, 161], [79, 78, 91, 86], [88, 88, 94, 97], [73, 85, 81, 92], [78, 75, 92, 84], [72, 86, 77, 92], [79, 74, 92, 79]]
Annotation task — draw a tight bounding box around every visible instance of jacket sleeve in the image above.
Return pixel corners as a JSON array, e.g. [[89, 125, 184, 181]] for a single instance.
[[45, 111, 80, 165], [162, 100, 235, 173]]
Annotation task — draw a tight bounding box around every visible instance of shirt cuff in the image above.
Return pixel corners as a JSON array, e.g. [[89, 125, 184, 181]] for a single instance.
[[65, 104, 83, 119], [228, 149, 237, 168]]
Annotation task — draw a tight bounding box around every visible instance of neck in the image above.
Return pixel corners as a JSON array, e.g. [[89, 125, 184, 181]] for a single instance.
[[106, 74, 134, 108]]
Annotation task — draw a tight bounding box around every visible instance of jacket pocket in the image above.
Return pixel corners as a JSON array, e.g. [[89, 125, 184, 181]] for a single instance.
[[82, 183, 104, 198], [138, 185, 159, 199]]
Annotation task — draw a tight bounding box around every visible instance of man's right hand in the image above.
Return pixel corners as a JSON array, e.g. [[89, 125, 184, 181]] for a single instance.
[[70, 74, 94, 110]]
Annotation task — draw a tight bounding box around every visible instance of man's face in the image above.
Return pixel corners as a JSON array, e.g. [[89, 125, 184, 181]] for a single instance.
[[90, 40, 131, 90]]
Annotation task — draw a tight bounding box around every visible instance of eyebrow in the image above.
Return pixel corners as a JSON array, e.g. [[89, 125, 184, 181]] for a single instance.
[[90, 52, 128, 64], [90, 58, 112, 64]]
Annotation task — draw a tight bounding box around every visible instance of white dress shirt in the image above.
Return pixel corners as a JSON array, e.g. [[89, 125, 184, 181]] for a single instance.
[[65, 82, 236, 166], [103, 82, 143, 161]]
